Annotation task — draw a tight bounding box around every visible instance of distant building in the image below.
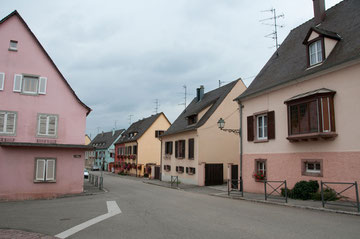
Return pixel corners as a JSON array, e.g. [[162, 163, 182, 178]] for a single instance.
[[234, 0, 360, 199], [90, 129, 124, 171], [161, 80, 246, 186], [115, 113, 171, 177], [0, 11, 91, 200]]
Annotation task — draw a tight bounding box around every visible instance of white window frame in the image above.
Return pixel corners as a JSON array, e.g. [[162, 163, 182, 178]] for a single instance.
[[35, 158, 56, 182], [9, 40, 18, 51], [22, 76, 39, 95], [306, 162, 321, 173], [256, 114, 268, 140], [309, 40, 323, 66], [13, 74, 47, 95], [37, 114, 58, 138], [0, 111, 17, 136], [257, 161, 266, 175]]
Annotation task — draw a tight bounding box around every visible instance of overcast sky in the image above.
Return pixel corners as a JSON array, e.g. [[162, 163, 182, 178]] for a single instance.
[[1, 0, 342, 139]]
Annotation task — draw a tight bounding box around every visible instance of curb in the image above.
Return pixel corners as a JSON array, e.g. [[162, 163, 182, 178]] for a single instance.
[[142, 180, 360, 216]]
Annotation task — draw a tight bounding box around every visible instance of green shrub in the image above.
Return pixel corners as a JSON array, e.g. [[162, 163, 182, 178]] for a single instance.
[[311, 188, 338, 201], [291, 180, 319, 200]]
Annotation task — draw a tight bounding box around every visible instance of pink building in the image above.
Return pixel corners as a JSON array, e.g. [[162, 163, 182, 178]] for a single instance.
[[0, 11, 91, 200], [234, 0, 360, 199]]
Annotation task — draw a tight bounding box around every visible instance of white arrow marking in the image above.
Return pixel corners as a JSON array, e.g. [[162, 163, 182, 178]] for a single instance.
[[55, 201, 121, 239]]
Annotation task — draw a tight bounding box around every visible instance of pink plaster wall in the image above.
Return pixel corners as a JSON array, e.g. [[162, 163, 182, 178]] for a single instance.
[[0, 14, 88, 145], [0, 146, 85, 200], [243, 151, 360, 200]]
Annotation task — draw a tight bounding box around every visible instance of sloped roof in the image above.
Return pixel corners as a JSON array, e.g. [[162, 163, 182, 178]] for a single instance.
[[0, 10, 91, 115], [116, 113, 168, 144], [163, 80, 239, 136], [235, 0, 360, 101], [91, 129, 124, 149]]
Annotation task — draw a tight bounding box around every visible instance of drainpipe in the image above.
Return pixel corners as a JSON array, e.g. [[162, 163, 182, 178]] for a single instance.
[[135, 141, 138, 177], [238, 100, 244, 191]]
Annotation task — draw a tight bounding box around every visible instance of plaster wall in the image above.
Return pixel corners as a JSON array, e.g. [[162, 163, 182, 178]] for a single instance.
[[161, 130, 199, 185], [0, 146, 84, 200], [198, 80, 246, 182], [324, 38, 338, 58], [0, 15, 87, 145], [242, 63, 360, 154]]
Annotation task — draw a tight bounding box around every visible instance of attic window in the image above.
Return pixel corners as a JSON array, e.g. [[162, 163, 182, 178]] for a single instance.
[[9, 40, 18, 51], [187, 115, 197, 125], [309, 40, 323, 66]]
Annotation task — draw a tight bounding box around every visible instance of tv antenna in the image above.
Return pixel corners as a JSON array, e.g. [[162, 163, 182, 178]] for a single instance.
[[154, 99, 160, 114], [260, 8, 284, 50], [128, 115, 133, 125], [219, 80, 226, 88], [178, 85, 190, 110]]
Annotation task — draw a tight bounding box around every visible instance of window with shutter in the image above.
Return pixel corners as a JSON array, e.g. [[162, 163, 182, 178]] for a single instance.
[[22, 76, 38, 94], [38, 77, 47, 94], [0, 72, 4, 91], [13, 74, 22, 92], [267, 111, 275, 140], [35, 158, 56, 182], [0, 111, 17, 135], [188, 138, 194, 159], [37, 114, 58, 137], [35, 159, 46, 181], [175, 141, 179, 158]]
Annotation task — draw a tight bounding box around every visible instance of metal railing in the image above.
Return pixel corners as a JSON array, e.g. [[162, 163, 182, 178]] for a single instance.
[[171, 176, 179, 188], [321, 181, 359, 212], [227, 179, 243, 197], [264, 180, 288, 203]]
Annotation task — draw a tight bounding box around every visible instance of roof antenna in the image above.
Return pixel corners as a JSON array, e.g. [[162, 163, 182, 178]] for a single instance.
[[178, 85, 190, 110], [219, 80, 226, 88], [154, 99, 160, 114], [128, 114, 133, 125], [260, 8, 284, 51]]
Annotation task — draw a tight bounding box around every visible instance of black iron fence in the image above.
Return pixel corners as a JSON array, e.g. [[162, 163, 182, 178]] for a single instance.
[[171, 176, 179, 188], [321, 181, 359, 212], [264, 180, 288, 203], [227, 179, 243, 197]]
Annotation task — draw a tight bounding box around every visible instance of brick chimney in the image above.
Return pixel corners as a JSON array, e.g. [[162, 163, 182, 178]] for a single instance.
[[313, 0, 326, 25]]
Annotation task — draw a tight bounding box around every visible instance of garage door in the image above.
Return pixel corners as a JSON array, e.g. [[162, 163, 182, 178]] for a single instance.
[[205, 164, 223, 186]]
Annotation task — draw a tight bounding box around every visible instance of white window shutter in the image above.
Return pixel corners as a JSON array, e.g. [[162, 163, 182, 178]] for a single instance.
[[46, 159, 55, 181], [0, 113, 5, 133], [6, 113, 16, 134], [13, 74, 22, 92], [38, 77, 47, 94], [0, 73, 4, 91], [36, 159, 46, 181], [38, 115, 47, 135], [48, 116, 57, 136]]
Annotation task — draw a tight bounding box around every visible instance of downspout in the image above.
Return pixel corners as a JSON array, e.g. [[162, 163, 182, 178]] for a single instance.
[[238, 100, 244, 191], [160, 138, 163, 181], [135, 140, 138, 177]]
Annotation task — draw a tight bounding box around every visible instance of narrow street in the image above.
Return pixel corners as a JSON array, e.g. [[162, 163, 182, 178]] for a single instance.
[[0, 174, 359, 239]]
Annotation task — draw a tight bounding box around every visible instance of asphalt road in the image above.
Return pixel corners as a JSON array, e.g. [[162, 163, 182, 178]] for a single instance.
[[0, 174, 359, 239]]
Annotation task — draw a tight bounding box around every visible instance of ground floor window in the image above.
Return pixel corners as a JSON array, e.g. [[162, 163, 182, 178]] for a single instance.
[[164, 165, 171, 172], [301, 159, 323, 177], [254, 159, 266, 181], [176, 166, 184, 173], [186, 167, 196, 175], [35, 158, 56, 182]]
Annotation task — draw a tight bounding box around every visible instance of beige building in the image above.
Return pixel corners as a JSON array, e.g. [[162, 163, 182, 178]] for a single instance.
[[161, 80, 246, 186], [234, 0, 360, 199], [115, 113, 171, 177]]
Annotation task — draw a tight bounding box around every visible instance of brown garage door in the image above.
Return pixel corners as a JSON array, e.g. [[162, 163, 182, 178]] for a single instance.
[[205, 164, 223, 186]]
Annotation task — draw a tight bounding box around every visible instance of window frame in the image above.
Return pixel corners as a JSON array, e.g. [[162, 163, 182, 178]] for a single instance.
[[22, 75, 39, 95], [256, 114, 268, 140], [9, 40, 18, 51], [176, 166, 184, 174], [165, 141, 173, 155], [0, 111, 17, 136], [307, 37, 325, 67], [254, 159, 267, 180], [36, 113, 58, 138], [188, 138, 194, 159], [301, 159, 323, 177], [175, 140, 186, 159], [34, 158, 56, 183]]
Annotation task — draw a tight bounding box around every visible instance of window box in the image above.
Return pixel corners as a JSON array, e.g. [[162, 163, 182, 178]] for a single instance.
[[285, 88, 336, 142]]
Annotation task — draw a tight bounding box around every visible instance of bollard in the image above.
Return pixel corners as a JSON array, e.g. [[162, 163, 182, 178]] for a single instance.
[[99, 176, 103, 190], [95, 176, 98, 187]]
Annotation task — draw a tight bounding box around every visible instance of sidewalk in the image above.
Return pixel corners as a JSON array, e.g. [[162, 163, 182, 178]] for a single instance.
[[143, 179, 360, 216], [0, 229, 56, 239]]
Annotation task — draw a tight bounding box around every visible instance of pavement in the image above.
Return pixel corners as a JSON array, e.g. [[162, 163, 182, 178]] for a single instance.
[[1, 173, 360, 239], [141, 175, 360, 216]]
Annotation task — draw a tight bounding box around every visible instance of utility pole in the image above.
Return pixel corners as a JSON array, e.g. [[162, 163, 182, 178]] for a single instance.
[[260, 8, 284, 50]]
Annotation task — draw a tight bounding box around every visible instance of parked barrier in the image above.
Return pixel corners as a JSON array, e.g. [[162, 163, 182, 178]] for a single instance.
[[321, 181, 359, 212], [94, 176, 98, 187], [264, 180, 287, 203], [227, 179, 243, 197], [171, 176, 179, 188]]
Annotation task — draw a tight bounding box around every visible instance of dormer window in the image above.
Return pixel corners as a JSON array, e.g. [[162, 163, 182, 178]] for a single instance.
[[309, 40, 323, 66], [187, 115, 197, 125]]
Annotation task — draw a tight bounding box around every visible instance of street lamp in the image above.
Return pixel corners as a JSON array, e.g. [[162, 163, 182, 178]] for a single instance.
[[217, 118, 240, 134]]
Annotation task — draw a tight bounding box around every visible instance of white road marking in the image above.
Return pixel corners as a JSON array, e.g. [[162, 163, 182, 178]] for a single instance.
[[55, 201, 121, 239]]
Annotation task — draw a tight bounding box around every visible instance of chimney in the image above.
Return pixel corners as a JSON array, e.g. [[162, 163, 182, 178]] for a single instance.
[[313, 0, 326, 25], [196, 85, 204, 102]]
